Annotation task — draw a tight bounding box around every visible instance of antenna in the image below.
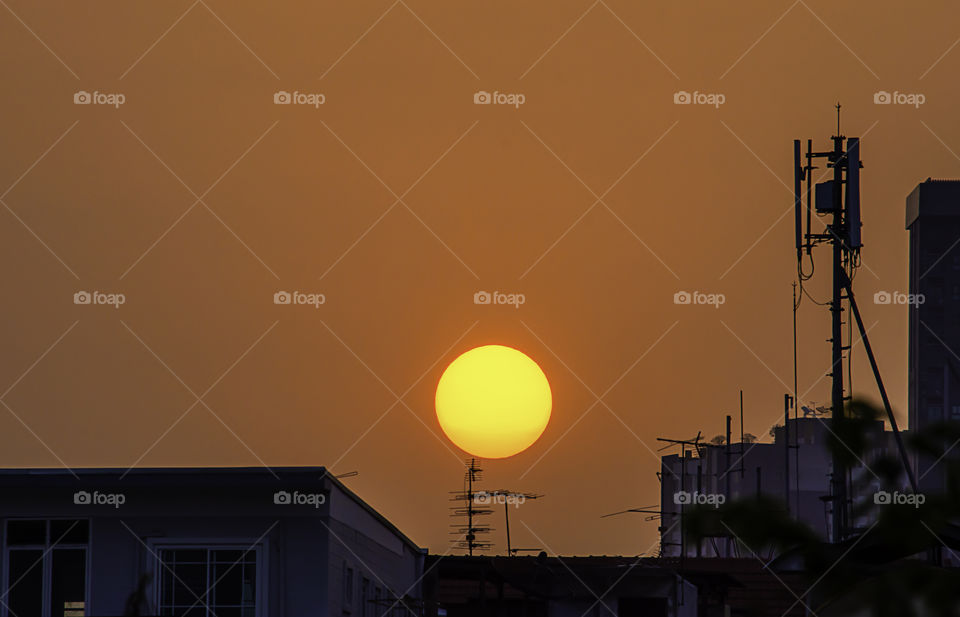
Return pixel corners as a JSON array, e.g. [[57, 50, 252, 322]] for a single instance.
[[449, 458, 493, 554], [790, 115, 915, 543], [846, 137, 862, 248], [656, 432, 716, 562], [482, 489, 543, 556], [794, 140, 804, 259]]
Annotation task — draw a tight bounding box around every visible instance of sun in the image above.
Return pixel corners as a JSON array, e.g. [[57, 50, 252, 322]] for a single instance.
[[435, 345, 552, 459]]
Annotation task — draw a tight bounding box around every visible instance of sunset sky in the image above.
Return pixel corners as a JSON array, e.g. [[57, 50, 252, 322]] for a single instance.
[[2, 0, 960, 556]]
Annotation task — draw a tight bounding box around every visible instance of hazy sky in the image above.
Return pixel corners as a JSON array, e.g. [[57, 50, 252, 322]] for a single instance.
[[2, 0, 960, 556]]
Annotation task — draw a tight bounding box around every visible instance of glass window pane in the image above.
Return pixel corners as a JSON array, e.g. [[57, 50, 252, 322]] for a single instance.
[[213, 562, 243, 605], [212, 549, 243, 563], [50, 519, 89, 544], [160, 547, 257, 616], [174, 564, 207, 605], [51, 548, 87, 617], [6, 520, 46, 545], [7, 549, 44, 617], [172, 549, 207, 564]]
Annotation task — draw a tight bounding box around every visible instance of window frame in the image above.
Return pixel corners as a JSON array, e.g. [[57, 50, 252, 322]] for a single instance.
[[148, 537, 269, 617], [1, 518, 91, 617]]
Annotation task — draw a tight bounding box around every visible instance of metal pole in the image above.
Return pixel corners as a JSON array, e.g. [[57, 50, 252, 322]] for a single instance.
[[793, 282, 801, 515], [830, 135, 847, 544], [681, 451, 687, 558], [842, 272, 919, 494], [784, 394, 791, 515], [725, 415, 732, 556], [740, 391, 745, 479], [468, 460, 474, 556], [504, 500, 512, 556]]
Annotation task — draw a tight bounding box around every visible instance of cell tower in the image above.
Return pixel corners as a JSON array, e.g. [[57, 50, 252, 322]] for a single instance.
[[449, 458, 493, 555], [792, 107, 916, 543]]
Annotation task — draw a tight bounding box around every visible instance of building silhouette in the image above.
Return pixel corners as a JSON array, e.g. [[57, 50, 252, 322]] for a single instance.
[[659, 415, 905, 556], [906, 179, 960, 494], [0, 467, 423, 617], [422, 554, 699, 617]]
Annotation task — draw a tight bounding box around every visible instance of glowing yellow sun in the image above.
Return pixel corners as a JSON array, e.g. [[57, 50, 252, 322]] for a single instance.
[[435, 345, 552, 459]]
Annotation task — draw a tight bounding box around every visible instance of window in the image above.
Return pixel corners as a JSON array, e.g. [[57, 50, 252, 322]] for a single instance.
[[342, 563, 354, 612], [361, 578, 369, 617], [3, 519, 89, 617], [158, 547, 259, 617]]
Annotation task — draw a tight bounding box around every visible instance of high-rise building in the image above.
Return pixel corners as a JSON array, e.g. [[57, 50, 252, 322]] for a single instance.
[[906, 179, 960, 493]]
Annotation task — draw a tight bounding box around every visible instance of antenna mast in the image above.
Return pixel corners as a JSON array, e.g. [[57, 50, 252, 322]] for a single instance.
[[792, 111, 916, 543], [449, 458, 493, 555]]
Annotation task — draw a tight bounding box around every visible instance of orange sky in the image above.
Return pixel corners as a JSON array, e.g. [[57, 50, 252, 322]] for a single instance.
[[2, 0, 960, 556]]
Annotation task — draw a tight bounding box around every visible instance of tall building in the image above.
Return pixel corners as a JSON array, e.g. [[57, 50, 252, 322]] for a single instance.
[[906, 179, 960, 493]]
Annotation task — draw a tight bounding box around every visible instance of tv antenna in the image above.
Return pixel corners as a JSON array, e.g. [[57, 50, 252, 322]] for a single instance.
[[480, 489, 543, 556], [601, 505, 660, 522], [792, 112, 917, 543], [656, 431, 706, 457], [449, 459, 493, 555]]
